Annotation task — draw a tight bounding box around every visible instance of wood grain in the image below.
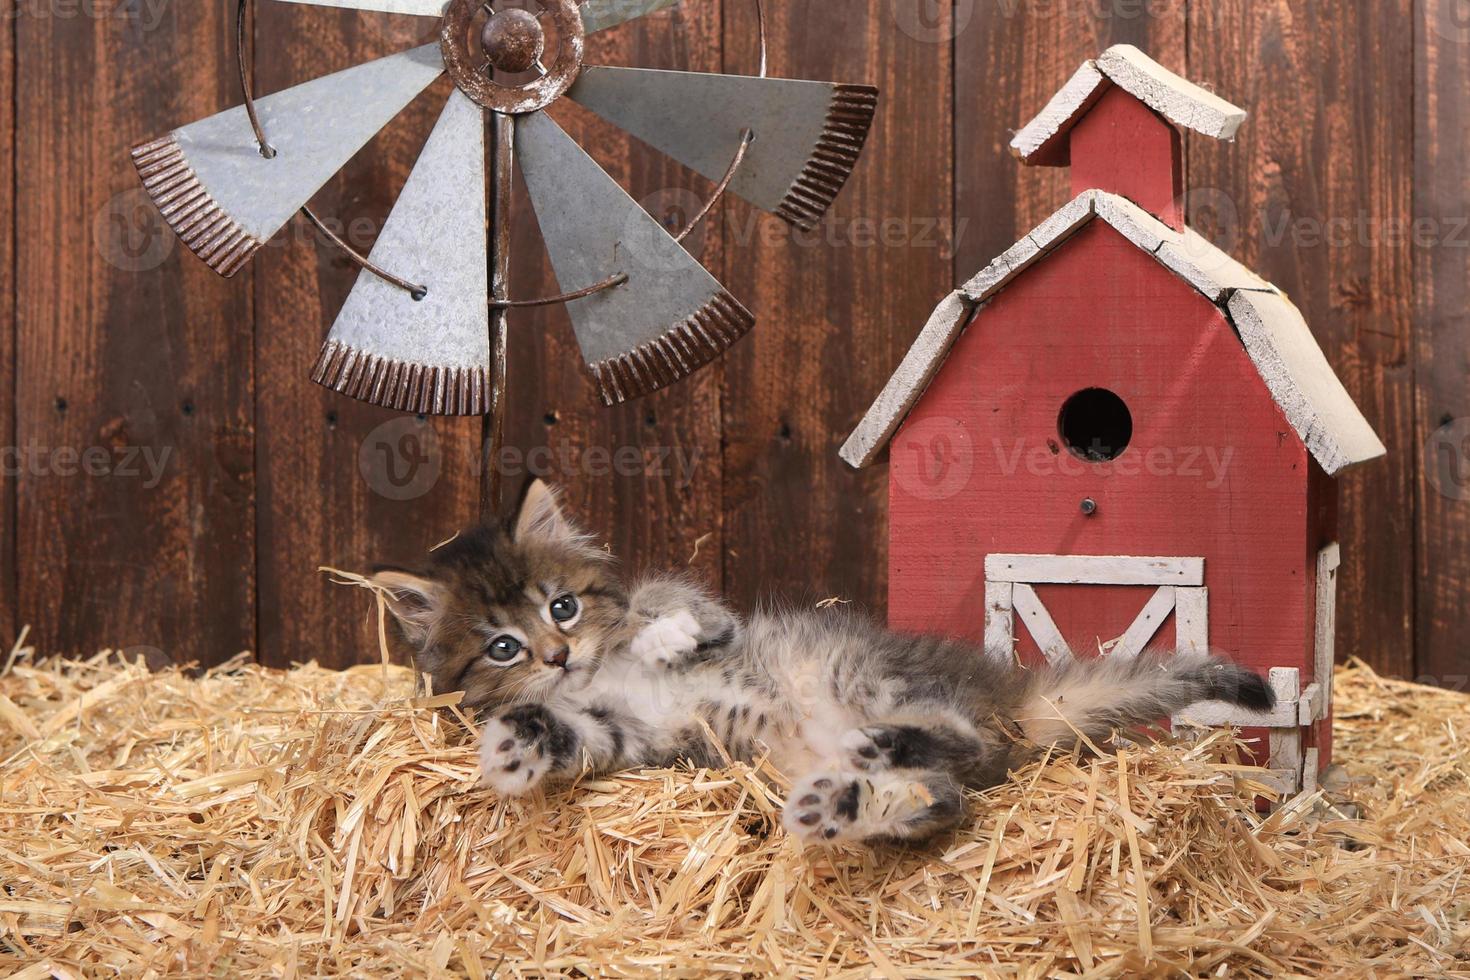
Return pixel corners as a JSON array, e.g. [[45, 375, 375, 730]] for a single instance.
[[250, 9, 481, 668], [1415, 0, 1470, 691], [4, 1, 1466, 687], [954, 0, 1185, 279], [502, 1, 727, 590], [718, 0, 951, 613], [15, 0, 255, 664], [1188, 0, 1417, 678], [1, 0, 14, 647]]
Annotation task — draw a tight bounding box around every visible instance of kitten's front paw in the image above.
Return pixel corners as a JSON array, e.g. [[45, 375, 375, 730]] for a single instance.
[[782, 772, 867, 844], [478, 705, 559, 796], [631, 610, 703, 669]]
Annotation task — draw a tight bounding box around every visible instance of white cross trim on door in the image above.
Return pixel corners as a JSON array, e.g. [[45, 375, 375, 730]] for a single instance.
[[983, 554, 1208, 665]]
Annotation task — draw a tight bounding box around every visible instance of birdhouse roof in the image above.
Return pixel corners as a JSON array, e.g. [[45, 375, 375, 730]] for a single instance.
[[1012, 45, 1248, 166], [839, 189, 1387, 476]]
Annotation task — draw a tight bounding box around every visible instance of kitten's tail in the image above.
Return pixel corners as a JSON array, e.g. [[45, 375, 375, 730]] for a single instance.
[[1009, 650, 1274, 748]]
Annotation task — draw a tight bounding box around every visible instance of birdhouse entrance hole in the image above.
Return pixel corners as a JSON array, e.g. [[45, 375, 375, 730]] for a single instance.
[[1058, 388, 1132, 462]]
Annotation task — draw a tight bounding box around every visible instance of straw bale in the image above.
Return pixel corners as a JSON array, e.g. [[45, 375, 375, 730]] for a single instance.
[[1, 638, 1467, 977]]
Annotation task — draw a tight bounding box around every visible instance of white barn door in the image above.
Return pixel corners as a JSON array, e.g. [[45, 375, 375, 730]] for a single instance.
[[983, 553, 1208, 664], [982, 552, 1325, 798]]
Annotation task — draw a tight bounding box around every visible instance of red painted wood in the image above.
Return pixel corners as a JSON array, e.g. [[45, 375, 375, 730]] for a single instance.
[[1069, 85, 1184, 229], [888, 221, 1321, 763]]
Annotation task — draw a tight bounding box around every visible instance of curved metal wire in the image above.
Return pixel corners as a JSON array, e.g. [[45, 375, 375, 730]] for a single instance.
[[235, 0, 429, 298], [490, 272, 630, 308], [675, 127, 753, 243]]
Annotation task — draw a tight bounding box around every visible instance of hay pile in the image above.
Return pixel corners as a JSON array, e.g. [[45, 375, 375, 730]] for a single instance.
[[1, 636, 1467, 978]]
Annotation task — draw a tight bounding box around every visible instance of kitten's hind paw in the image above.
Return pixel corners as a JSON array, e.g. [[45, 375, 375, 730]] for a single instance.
[[783, 769, 964, 847], [782, 773, 867, 844], [478, 705, 570, 796], [631, 610, 703, 668]]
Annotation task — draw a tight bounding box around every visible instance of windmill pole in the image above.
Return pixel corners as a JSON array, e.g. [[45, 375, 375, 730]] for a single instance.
[[483, 110, 514, 517]]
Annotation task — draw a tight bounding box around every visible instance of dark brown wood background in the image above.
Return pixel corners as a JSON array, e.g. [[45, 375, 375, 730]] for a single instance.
[[1, 0, 1466, 686]]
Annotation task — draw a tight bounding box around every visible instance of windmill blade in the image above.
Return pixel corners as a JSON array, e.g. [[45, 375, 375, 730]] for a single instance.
[[578, 0, 680, 33], [516, 109, 754, 406], [131, 43, 443, 277], [271, 0, 446, 13], [567, 66, 878, 230], [312, 90, 489, 415]]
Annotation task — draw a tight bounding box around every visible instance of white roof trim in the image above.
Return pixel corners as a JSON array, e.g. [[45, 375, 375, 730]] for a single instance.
[[1011, 45, 1248, 164], [1227, 290, 1387, 474], [839, 190, 1386, 476], [838, 290, 977, 469]]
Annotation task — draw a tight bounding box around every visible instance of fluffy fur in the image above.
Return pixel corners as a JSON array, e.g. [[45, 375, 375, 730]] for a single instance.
[[372, 482, 1274, 848]]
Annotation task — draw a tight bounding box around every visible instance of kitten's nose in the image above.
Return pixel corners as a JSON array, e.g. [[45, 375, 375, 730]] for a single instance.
[[544, 646, 570, 669]]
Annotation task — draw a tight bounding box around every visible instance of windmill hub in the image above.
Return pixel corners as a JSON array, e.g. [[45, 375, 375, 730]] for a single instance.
[[481, 9, 545, 75], [440, 0, 584, 114]]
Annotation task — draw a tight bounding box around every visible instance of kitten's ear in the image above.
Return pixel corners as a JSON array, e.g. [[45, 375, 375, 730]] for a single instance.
[[514, 479, 575, 545], [369, 567, 447, 645]]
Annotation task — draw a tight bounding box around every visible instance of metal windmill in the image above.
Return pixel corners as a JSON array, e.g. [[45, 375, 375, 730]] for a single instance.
[[130, 0, 879, 427]]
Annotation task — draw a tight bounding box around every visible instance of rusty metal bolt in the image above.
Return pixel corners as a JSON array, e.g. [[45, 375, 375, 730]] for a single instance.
[[481, 8, 545, 74]]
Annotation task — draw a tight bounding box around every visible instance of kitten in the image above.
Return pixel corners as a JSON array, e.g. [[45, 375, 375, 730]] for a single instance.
[[371, 481, 1274, 847]]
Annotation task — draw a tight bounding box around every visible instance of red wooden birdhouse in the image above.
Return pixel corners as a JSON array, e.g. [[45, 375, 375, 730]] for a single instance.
[[841, 46, 1386, 797]]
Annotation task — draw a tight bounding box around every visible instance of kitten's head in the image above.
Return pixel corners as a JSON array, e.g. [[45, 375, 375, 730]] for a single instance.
[[371, 481, 629, 713]]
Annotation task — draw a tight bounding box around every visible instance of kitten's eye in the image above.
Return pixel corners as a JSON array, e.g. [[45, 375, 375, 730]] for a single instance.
[[486, 636, 523, 663], [549, 594, 580, 624]]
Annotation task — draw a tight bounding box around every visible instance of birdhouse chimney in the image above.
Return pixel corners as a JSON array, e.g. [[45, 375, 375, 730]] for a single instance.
[[1009, 45, 1247, 232]]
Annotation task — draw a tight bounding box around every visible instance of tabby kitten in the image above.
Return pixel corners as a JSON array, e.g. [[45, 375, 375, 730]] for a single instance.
[[371, 481, 1273, 847]]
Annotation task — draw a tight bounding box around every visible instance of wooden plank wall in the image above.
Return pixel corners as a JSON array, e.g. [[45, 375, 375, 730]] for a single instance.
[[0, 0, 1465, 687], [14, 0, 255, 667], [1, 0, 14, 650], [1417, 0, 1470, 691]]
